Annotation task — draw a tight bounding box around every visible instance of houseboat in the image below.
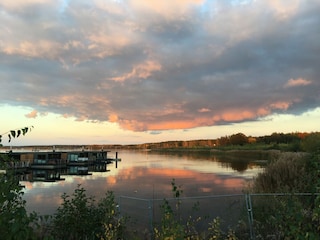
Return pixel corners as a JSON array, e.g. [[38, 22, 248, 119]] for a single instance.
[[30, 152, 67, 170], [1, 148, 120, 180], [66, 150, 113, 173]]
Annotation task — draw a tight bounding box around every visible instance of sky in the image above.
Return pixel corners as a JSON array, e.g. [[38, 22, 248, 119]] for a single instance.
[[0, 0, 319, 146]]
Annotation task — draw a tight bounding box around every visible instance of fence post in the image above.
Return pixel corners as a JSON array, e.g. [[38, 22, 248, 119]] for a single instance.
[[117, 196, 122, 216], [148, 199, 154, 238], [245, 193, 255, 240]]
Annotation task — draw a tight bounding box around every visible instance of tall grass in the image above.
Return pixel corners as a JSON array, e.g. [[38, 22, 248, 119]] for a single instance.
[[250, 152, 313, 193], [246, 152, 320, 239]]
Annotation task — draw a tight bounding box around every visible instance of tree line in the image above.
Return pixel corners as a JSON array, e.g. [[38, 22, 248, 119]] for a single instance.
[[120, 131, 320, 151]]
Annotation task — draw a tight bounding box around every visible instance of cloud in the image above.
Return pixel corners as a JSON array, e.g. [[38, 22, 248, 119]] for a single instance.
[[25, 110, 38, 118], [198, 108, 211, 113], [25, 109, 48, 118], [284, 78, 312, 88], [110, 60, 162, 82], [128, 0, 205, 19], [0, 0, 52, 10], [1, 0, 320, 132]]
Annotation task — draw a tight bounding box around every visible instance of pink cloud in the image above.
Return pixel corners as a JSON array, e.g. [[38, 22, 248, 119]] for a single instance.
[[284, 78, 312, 88], [110, 60, 162, 82], [269, 101, 290, 110], [115, 100, 296, 131], [4, 40, 62, 59], [25, 109, 38, 118]]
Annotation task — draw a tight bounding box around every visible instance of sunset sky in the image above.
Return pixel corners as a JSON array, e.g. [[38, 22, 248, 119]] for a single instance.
[[1, 0, 319, 146]]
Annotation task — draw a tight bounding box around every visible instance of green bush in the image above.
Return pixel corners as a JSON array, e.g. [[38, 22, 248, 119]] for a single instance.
[[51, 185, 126, 240]]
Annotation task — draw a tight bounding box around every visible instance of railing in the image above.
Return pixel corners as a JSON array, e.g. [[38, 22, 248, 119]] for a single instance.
[[117, 193, 319, 239]]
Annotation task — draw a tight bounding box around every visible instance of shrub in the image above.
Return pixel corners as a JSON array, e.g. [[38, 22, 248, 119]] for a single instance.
[[51, 185, 126, 240], [251, 152, 312, 193]]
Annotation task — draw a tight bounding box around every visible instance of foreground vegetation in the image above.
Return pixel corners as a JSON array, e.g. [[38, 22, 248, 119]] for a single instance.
[[1, 132, 320, 239]]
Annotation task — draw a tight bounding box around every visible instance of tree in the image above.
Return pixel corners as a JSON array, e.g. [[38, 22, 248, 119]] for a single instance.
[[0, 126, 38, 238], [301, 132, 320, 153], [229, 133, 248, 145], [0, 154, 38, 239], [217, 136, 230, 146]]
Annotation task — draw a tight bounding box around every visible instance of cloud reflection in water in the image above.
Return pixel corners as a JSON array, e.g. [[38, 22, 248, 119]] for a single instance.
[[21, 151, 263, 215]]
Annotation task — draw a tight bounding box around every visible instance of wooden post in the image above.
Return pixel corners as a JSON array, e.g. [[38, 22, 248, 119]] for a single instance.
[[115, 152, 118, 168]]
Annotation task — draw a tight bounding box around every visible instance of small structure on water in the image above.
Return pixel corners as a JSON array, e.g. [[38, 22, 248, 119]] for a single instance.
[[0, 148, 120, 182]]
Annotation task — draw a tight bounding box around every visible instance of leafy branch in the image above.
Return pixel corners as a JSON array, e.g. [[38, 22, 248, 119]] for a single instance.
[[0, 126, 34, 143]]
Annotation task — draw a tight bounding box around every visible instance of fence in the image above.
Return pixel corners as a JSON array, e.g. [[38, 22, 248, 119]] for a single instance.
[[117, 193, 319, 239]]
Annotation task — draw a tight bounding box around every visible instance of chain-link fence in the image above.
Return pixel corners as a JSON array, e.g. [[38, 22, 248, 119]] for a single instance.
[[117, 193, 319, 239]]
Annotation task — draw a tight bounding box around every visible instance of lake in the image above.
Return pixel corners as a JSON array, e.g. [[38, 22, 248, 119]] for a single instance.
[[20, 150, 266, 216]]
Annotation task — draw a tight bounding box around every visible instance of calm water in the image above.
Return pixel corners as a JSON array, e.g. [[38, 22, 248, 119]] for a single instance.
[[21, 150, 265, 215]]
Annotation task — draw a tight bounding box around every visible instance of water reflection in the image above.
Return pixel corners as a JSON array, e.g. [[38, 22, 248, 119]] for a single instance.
[[21, 150, 265, 215]]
